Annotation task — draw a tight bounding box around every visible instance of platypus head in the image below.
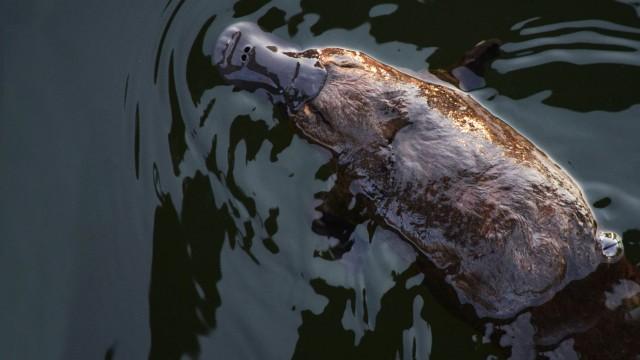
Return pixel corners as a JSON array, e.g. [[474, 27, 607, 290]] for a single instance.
[[215, 23, 411, 155], [214, 22, 327, 113], [291, 48, 413, 154]]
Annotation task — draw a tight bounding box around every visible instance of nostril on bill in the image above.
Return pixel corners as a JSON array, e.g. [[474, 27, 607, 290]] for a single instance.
[[213, 21, 328, 113]]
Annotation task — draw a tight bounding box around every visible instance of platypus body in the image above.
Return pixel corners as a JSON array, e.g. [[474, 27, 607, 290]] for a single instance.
[[293, 47, 604, 319], [213, 22, 640, 356]]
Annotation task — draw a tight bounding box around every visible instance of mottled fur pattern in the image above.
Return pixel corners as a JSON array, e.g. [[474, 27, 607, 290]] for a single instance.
[[294, 48, 603, 319]]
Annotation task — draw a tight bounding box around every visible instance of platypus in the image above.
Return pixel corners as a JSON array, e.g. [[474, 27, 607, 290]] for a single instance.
[[213, 22, 624, 320]]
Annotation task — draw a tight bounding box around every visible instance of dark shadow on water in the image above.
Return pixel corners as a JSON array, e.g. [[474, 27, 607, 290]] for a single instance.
[[155, 0, 188, 83], [149, 171, 234, 359], [233, 0, 271, 18], [593, 196, 612, 209], [134, 104, 140, 179], [186, 14, 224, 108], [257, 7, 287, 33], [104, 344, 115, 360], [167, 53, 188, 176], [288, 0, 640, 112], [293, 263, 504, 360]]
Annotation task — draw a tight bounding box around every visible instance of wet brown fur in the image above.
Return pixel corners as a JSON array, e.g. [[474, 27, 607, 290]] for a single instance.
[[292, 48, 605, 320]]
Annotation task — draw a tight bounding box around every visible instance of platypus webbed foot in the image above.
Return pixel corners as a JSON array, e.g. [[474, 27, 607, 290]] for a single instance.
[[436, 38, 503, 91]]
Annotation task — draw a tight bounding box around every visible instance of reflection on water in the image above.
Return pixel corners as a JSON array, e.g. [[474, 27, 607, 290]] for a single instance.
[[126, 0, 640, 358]]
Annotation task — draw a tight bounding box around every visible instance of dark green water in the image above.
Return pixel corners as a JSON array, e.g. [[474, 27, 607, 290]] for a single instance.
[[1, 0, 639, 358]]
